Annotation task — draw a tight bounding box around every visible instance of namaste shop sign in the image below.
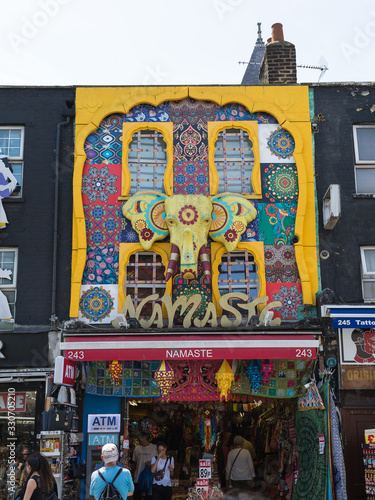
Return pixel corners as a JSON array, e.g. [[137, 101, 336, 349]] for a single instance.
[[112, 293, 283, 329]]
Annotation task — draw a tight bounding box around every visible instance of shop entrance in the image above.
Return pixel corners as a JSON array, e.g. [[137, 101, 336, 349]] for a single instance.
[[127, 399, 297, 499]]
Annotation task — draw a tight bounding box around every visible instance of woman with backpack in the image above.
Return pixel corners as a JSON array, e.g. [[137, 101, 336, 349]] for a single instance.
[[150, 442, 174, 500]]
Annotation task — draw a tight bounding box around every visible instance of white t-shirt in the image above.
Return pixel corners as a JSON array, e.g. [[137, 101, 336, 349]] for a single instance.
[[133, 443, 158, 483], [151, 456, 174, 487]]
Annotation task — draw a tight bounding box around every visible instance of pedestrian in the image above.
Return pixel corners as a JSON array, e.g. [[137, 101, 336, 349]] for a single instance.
[[132, 433, 157, 500], [33, 453, 58, 500], [150, 442, 174, 500], [90, 444, 134, 500], [226, 436, 255, 490], [18, 455, 43, 500]]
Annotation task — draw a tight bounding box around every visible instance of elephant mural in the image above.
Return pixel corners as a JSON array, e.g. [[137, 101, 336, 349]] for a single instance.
[[123, 191, 257, 282]]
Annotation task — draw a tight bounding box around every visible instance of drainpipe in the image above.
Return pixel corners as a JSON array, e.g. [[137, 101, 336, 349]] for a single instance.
[[50, 115, 71, 327]]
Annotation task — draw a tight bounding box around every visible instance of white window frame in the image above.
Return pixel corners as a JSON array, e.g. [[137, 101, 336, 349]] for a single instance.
[[360, 246, 375, 303], [0, 247, 18, 329], [0, 126, 25, 198], [353, 125, 375, 195], [128, 130, 167, 195]]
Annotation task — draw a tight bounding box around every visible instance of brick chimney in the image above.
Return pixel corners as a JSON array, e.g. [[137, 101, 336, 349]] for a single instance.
[[259, 23, 297, 85]]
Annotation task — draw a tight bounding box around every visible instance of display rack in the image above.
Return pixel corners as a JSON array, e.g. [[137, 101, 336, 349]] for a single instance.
[[362, 443, 375, 499], [40, 430, 64, 499]]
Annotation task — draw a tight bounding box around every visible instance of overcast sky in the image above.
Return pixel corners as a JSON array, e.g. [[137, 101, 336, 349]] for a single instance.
[[1, 0, 374, 86]]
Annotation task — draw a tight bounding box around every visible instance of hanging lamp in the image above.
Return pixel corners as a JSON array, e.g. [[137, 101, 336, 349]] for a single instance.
[[215, 359, 234, 401], [154, 360, 175, 399]]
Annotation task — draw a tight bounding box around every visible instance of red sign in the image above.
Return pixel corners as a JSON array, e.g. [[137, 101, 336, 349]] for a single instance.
[[0, 392, 26, 412], [54, 356, 76, 386]]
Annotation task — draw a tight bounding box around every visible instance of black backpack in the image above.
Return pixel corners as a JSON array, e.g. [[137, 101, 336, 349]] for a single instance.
[[98, 467, 123, 500]]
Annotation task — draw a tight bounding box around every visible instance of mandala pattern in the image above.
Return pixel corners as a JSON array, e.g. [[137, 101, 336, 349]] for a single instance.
[[264, 245, 300, 283], [124, 102, 170, 122], [262, 164, 298, 202], [79, 286, 115, 322], [83, 245, 119, 284], [267, 127, 295, 159], [268, 283, 303, 320], [173, 160, 209, 195], [84, 114, 123, 164], [258, 203, 297, 245], [178, 205, 198, 225], [82, 164, 120, 204], [84, 205, 122, 246], [121, 217, 139, 243]]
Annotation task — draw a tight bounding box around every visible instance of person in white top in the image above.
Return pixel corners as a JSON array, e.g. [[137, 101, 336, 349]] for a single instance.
[[150, 442, 174, 500], [226, 436, 255, 490], [132, 433, 157, 500]]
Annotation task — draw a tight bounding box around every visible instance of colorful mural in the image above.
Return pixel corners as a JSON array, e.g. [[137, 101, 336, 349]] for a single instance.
[[72, 87, 317, 324]]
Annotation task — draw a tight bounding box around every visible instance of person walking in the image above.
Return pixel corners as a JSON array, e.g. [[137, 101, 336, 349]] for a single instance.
[[150, 442, 174, 500], [132, 433, 157, 500], [19, 455, 43, 500], [226, 436, 255, 490], [90, 444, 134, 500]]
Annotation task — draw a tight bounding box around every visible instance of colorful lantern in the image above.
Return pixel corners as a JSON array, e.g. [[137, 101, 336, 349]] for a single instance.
[[261, 359, 274, 385], [246, 360, 262, 393], [109, 360, 122, 385], [215, 360, 234, 401], [154, 360, 175, 398]]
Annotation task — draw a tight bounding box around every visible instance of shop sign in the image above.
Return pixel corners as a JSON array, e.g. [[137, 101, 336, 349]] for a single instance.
[[332, 317, 375, 328], [88, 434, 118, 446], [365, 429, 375, 444], [116, 293, 282, 329], [339, 328, 375, 364], [196, 479, 209, 495], [88, 414, 121, 433], [341, 365, 375, 390], [0, 392, 26, 412], [54, 356, 75, 386], [199, 459, 211, 479]]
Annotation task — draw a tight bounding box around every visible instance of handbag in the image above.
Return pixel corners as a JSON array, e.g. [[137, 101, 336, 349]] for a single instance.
[[71, 453, 86, 479], [47, 405, 73, 431], [153, 457, 170, 481], [228, 448, 242, 487]]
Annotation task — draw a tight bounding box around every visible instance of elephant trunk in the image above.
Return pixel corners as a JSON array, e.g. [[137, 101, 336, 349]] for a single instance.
[[165, 244, 180, 282], [199, 245, 212, 284], [180, 229, 197, 280]]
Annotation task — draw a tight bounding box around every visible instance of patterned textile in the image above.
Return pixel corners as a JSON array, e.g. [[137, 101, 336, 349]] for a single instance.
[[82, 245, 119, 284], [264, 245, 300, 283], [84, 114, 123, 164], [329, 389, 348, 499], [258, 125, 296, 164], [267, 283, 304, 321], [232, 359, 313, 398], [258, 203, 297, 245], [216, 103, 255, 121], [79, 285, 116, 323], [173, 160, 209, 196], [124, 103, 170, 122], [84, 204, 122, 246], [262, 164, 298, 203], [120, 216, 139, 243], [86, 360, 161, 397], [240, 201, 259, 241], [293, 383, 328, 500], [167, 360, 221, 401], [298, 381, 325, 411], [172, 274, 212, 325], [82, 164, 121, 205], [170, 98, 217, 125]]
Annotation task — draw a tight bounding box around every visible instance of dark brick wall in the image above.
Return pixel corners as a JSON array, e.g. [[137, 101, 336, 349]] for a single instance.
[[0, 87, 75, 326], [259, 42, 297, 85], [314, 85, 375, 303]]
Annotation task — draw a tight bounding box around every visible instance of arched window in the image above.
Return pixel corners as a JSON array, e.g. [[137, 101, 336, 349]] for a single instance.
[[218, 250, 259, 301], [214, 128, 254, 194], [124, 251, 166, 317], [128, 130, 167, 194]]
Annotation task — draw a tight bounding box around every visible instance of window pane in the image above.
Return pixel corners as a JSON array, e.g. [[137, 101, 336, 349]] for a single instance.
[[356, 168, 375, 194], [357, 128, 375, 162], [363, 280, 375, 301], [364, 249, 375, 273], [0, 128, 22, 158], [0, 251, 15, 285]]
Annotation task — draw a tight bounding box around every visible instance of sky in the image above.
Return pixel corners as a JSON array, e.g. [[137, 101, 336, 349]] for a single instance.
[[1, 0, 375, 86]]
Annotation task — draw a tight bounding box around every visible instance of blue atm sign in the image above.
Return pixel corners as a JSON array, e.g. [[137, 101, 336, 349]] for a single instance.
[[88, 414, 121, 433], [332, 318, 375, 328], [89, 434, 118, 446]]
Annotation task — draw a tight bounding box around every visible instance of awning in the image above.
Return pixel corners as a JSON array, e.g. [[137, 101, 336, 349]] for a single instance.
[[61, 333, 319, 361]]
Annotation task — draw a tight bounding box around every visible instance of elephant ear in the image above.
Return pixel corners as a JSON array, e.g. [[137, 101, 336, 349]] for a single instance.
[[209, 193, 257, 252], [123, 191, 168, 250]]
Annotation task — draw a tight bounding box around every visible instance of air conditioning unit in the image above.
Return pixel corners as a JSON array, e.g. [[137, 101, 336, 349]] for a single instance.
[[323, 184, 341, 230]]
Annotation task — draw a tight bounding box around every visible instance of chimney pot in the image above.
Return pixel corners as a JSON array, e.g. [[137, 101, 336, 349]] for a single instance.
[[271, 23, 284, 42], [267, 37, 272, 44]]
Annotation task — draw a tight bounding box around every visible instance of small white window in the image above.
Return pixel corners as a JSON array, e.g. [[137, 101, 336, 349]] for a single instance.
[[214, 128, 254, 194], [0, 248, 17, 330], [125, 251, 166, 317], [353, 126, 375, 194], [360, 246, 375, 303], [128, 130, 167, 195]]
